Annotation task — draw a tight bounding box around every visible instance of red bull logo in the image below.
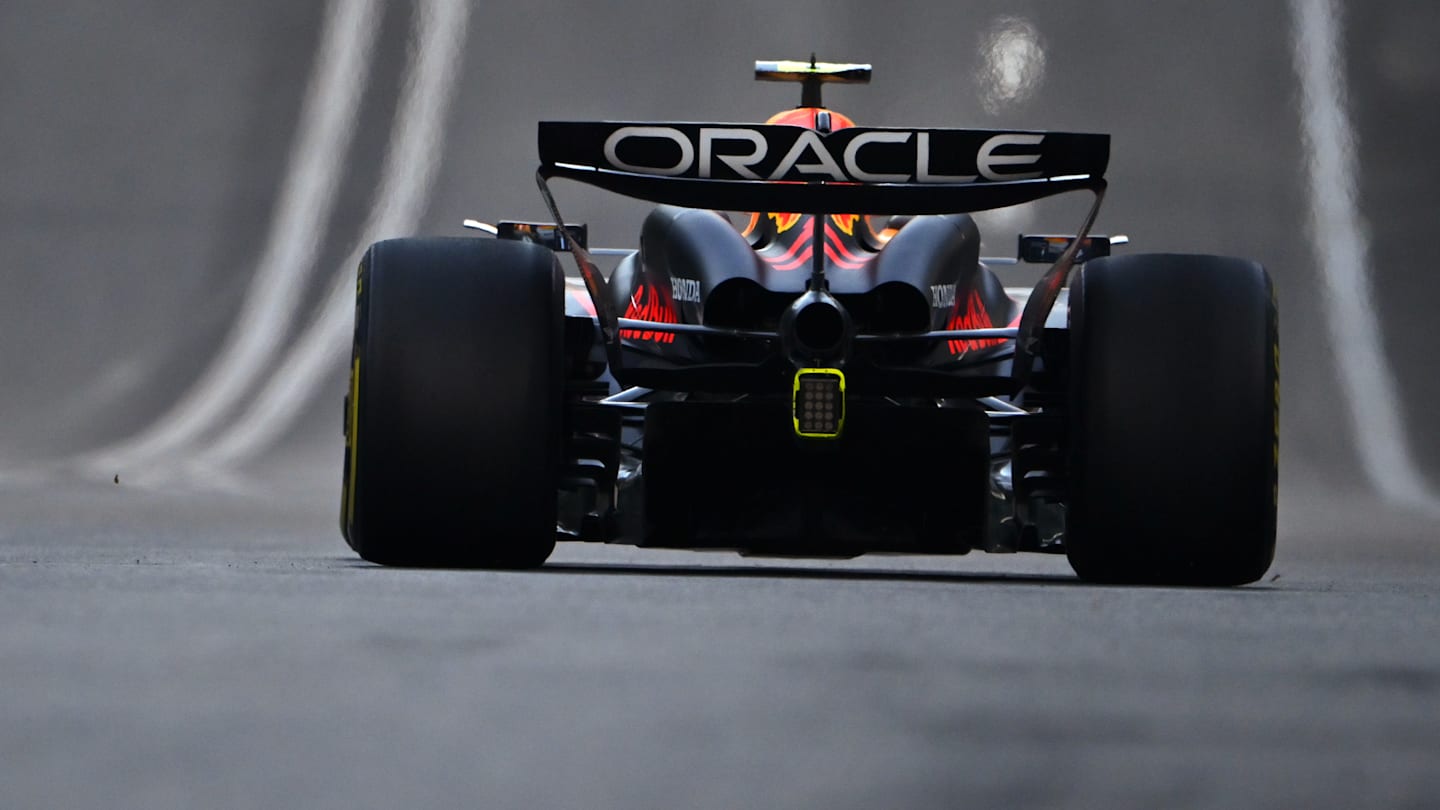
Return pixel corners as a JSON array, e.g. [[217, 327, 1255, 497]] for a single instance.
[[946, 289, 1008, 355], [620, 281, 678, 344]]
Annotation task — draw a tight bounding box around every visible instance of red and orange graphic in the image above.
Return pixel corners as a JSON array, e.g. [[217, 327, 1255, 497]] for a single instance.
[[769, 212, 803, 234], [620, 281, 678, 344], [829, 214, 859, 235], [946, 289, 1013, 356], [761, 215, 875, 273]]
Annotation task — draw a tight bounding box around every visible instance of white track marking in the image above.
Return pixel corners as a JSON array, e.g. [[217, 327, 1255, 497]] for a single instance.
[[79, 0, 381, 477], [193, 0, 471, 469], [1290, 0, 1438, 509]]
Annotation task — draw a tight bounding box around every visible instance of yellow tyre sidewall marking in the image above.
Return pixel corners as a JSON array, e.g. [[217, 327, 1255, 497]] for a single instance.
[[1273, 338, 1281, 507], [344, 356, 361, 530]]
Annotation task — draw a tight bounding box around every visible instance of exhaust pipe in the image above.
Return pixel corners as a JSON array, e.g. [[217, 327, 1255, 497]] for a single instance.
[[780, 290, 852, 367]]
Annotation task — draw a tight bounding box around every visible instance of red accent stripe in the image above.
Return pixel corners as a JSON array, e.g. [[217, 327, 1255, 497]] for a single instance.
[[762, 215, 817, 271], [762, 217, 876, 272], [823, 242, 865, 270], [823, 227, 870, 270], [773, 244, 814, 271], [767, 229, 812, 265]]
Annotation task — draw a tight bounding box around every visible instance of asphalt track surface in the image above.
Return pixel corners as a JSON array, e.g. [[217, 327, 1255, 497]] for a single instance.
[[3, 2, 1440, 808], [4, 474, 1439, 809]]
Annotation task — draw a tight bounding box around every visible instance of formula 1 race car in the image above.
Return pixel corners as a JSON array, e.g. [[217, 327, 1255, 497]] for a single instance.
[[340, 58, 1279, 585]]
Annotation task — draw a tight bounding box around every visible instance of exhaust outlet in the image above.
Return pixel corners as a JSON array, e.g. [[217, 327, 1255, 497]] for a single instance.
[[780, 290, 852, 366]]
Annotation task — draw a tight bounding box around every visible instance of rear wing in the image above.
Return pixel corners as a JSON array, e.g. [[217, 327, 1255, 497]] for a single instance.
[[534, 121, 1111, 388], [537, 121, 1109, 215]]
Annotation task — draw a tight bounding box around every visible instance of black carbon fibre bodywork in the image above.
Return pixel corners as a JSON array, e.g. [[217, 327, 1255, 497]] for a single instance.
[[532, 97, 1111, 559], [603, 207, 1020, 398], [642, 399, 990, 555], [554, 201, 1044, 557]]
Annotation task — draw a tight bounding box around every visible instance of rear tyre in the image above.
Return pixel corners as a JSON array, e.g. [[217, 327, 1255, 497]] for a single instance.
[[1065, 254, 1278, 585], [340, 237, 563, 567]]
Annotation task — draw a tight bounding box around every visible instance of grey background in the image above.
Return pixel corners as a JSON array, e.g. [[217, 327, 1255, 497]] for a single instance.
[[2, 0, 1438, 488], [2, 2, 1438, 808]]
